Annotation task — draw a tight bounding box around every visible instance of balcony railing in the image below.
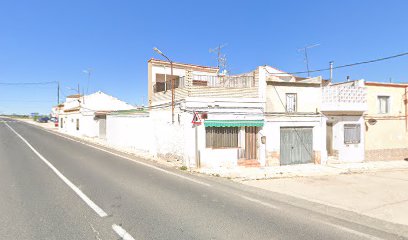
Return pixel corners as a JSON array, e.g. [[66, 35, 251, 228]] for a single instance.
[[321, 85, 367, 112], [192, 74, 256, 88]]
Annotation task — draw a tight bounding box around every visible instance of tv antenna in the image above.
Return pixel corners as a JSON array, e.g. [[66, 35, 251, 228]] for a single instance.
[[209, 43, 228, 74], [298, 43, 320, 77]]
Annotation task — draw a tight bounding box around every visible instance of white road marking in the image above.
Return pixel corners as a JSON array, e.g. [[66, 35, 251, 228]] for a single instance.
[[5, 123, 108, 218], [39, 126, 211, 187], [239, 195, 280, 210], [112, 224, 136, 240], [323, 221, 384, 240]]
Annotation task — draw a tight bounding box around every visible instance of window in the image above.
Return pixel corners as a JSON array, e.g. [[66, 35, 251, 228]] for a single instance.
[[378, 96, 390, 114], [76, 119, 79, 131], [286, 93, 297, 112], [154, 74, 180, 92], [206, 127, 239, 148], [344, 124, 360, 144]]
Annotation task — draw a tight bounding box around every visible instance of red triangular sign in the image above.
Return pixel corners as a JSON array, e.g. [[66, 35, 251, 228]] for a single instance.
[[192, 111, 202, 125]]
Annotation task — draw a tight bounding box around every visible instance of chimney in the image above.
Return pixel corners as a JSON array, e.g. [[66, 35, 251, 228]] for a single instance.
[[346, 76, 350, 82]]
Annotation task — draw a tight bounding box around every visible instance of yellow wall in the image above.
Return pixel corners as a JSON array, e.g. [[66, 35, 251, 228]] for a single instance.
[[365, 85, 408, 150]]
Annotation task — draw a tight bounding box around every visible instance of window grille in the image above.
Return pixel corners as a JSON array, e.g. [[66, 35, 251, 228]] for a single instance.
[[286, 93, 297, 112], [344, 124, 360, 144], [206, 127, 239, 148]]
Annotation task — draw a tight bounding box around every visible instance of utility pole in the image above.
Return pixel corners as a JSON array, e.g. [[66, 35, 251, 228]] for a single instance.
[[329, 61, 334, 82], [298, 44, 320, 77], [57, 82, 60, 105], [83, 69, 92, 95]]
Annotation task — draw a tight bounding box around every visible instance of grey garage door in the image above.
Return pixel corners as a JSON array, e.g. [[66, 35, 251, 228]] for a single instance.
[[280, 127, 313, 165]]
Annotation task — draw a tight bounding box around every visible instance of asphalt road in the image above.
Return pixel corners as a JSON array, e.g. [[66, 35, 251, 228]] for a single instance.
[[0, 117, 405, 240]]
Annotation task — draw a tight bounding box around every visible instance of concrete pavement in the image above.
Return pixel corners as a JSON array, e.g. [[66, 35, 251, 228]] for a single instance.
[[1, 118, 407, 239], [244, 169, 408, 227]]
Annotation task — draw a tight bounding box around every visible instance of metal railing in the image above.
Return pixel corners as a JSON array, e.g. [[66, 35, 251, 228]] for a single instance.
[[192, 74, 256, 88]]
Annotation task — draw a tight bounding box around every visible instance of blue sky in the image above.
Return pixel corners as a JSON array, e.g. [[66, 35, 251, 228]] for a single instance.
[[0, 0, 407, 114]]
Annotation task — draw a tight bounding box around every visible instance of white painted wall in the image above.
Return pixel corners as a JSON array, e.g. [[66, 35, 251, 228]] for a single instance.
[[107, 113, 155, 154], [328, 115, 365, 162], [106, 97, 266, 169], [59, 91, 134, 138], [107, 110, 187, 162]]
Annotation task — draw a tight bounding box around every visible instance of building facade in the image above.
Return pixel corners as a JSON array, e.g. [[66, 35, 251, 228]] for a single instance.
[[364, 82, 408, 160], [107, 59, 371, 169], [58, 91, 134, 138]]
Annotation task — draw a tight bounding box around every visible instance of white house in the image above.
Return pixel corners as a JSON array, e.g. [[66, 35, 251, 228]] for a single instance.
[[58, 91, 134, 138], [321, 80, 367, 163], [262, 66, 328, 166], [106, 59, 368, 170], [108, 59, 265, 169]]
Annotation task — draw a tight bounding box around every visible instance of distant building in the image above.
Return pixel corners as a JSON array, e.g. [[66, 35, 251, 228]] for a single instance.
[[58, 91, 134, 138]]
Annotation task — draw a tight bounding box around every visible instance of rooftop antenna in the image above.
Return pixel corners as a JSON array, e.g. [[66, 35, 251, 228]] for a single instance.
[[83, 69, 92, 95], [209, 43, 228, 74], [298, 43, 320, 77]]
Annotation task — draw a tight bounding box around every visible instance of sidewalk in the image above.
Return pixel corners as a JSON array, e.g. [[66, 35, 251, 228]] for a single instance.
[[199, 160, 408, 180], [243, 168, 408, 226]]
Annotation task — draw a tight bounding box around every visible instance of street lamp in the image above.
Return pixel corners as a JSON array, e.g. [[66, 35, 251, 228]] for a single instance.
[[153, 47, 175, 124]]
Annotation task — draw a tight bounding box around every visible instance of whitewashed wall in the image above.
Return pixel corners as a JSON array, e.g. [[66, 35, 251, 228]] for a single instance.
[[328, 115, 365, 162], [106, 113, 154, 154], [106, 110, 187, 162]]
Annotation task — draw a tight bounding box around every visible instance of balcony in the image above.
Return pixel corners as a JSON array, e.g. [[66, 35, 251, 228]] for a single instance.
[[321, 85, 367, 113], [153, 76, 185, 93], [192, 74, 256, 88], [152, 74, 259, 104]]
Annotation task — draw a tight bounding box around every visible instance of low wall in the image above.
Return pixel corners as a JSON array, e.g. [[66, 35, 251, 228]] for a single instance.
[[366, 148, 408, 161], [106, 111, 185, 162]]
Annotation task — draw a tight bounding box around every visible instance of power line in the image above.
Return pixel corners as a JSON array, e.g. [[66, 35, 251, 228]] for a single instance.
[[0, 100, 55, 103], [0, 81, 58, 85], [266, 51, 408, 76]]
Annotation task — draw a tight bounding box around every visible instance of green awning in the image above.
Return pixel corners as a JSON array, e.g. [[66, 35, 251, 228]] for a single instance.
[[204, 120, 264, 127]]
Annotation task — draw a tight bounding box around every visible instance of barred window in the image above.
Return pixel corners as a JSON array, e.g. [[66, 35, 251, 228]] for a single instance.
[[206, 127, 239, 148], [286, 93, 297, 112], [344, 124, 360, 144]]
